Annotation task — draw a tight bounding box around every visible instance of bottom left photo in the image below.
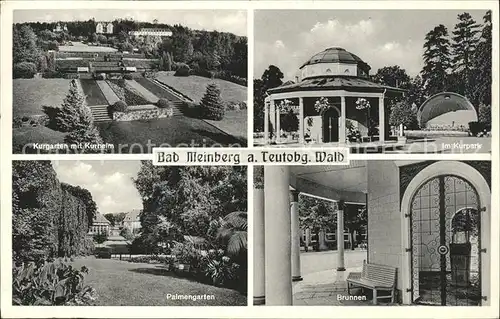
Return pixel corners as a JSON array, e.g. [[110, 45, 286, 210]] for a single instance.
[[12, 160, 248, 306]]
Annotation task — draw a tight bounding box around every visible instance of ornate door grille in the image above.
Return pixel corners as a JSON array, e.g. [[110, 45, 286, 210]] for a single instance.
[[410, 175, 481, 306]]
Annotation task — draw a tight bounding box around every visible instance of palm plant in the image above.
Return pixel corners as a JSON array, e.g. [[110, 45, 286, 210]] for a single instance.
[[214, 211, 247, 258]]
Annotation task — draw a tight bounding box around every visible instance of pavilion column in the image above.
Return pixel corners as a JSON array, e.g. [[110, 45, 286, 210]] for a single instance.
[[305, 228, 311, 251], [298, 97, 305, 144], [290, 190, 302, 281], [253, 181, 266, 305], [276, 107, 281, 143], [270, 99, 276, 143], [337, 200, 346, 271], [264, 166, 292, 305], [340, 96, 346, 144], [378, 95, 385, 142], [264, 101, 269, 145]]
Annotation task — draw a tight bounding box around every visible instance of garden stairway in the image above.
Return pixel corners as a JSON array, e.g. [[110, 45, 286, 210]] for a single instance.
[[90, 105, 112, 122]]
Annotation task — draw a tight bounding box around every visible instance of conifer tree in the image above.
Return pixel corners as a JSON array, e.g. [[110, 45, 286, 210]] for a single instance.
[[472, 10, 492, 106], [200, 83, 225, 120], [451, 12, 481, 98], [421, 24, 451, 96], [56, 80, 88, 132]]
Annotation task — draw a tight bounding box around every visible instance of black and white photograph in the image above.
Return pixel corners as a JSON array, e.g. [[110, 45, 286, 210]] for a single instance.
[[12, 161, 248, 306], [253, 10, 492, 153], [253, 161, 491, 305], [12, 9, 248, 154]]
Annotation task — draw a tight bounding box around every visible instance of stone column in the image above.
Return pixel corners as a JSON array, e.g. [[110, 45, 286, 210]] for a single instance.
[[270, 99, 276, 143], [378, 96, 385, 142], [305, 228, 311, 251], [264, 166, 292, 305], [340, 96, 346, 144], [290, 190, 302, 281], [318, 230, 328, 251], [299, 97, 305, 144], [253, 181, 266, 305], [337, 200, 346, 271], [276, 107, 281, 143], [264, 101, 269, 145]]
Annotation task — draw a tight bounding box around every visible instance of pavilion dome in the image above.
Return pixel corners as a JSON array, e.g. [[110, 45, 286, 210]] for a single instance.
[[418, 92, 477, 128], [298, 47, 371, 81]]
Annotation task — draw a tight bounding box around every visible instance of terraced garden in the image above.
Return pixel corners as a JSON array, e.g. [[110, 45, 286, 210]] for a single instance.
[[107, 79, 150, 106]]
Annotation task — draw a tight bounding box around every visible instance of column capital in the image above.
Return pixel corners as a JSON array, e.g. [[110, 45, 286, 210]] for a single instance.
[[289, 190, 300, 202]]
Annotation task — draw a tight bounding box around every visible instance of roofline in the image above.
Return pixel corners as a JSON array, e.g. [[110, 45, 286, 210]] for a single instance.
[[267, 76, 407, 95]]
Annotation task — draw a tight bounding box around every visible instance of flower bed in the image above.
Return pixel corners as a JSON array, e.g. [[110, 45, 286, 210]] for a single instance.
[[107, 79, 150, 106], [405, 130, 470, 139], [112, 105, 174, 121]]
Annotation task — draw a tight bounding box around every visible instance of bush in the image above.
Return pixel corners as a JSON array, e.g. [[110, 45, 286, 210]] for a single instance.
[[42, 70, 64, 78], [174, 63, 190, 77], [12, 261, 97, 305], [478, 104, 491, 125], [156, 98, 172, 109], [389, 100, 419, 130], [200, 83, 225, 120], [204, 250, 239, 287], [123, 74, 133, 80], [111, 100, 128, 112], [119, 228, 134, 241], [93, 233, 108, 244], [13, 62, 37, 78], [468, 121, 485, 137]]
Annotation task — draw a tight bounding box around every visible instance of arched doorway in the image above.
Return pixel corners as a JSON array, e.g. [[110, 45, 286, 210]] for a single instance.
[[409, 175, 481, 306], [322, 107, 339, 143]]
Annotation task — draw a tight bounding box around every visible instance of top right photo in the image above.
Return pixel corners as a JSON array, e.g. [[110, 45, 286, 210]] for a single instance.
[[253, 9, 493, 154]]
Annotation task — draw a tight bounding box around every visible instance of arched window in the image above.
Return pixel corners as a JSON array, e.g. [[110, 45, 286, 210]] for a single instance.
[[344, 69, 350, 75], [325, 68, 332, 74]]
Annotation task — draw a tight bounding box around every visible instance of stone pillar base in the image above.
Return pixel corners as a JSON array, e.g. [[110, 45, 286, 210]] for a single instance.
[[292, 276, 303, 282], [253, 296, 265, 305]]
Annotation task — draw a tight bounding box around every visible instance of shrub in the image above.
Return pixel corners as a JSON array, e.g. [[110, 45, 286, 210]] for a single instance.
[[389, 100, 419, 130], [119, 228, 134, 241], [156, 98, 172, 109], [12, 261, 97, 305], [42, 70, 64, 78], [204, 250, 238, 287], [468, 121, 485, 137], [13, 62, 37, 78], [200, 83, 225, 120], [123, 74, 133, 80], [111, 100, 128, 112], [478, 104, 491, 125], [174, 63, 190, 77], [93, 233, 108, 244]]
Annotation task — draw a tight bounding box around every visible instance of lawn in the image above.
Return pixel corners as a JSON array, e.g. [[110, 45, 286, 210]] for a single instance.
[[71, 257, 246, 306], [204, 110, 248, 142], [13, 79, 71, 116], [79, 79, 108, 106], [155, 72, 246, 103], [135, 77, 180, 102], [13, 126, 66, 154], [96, 116, 246, 153]]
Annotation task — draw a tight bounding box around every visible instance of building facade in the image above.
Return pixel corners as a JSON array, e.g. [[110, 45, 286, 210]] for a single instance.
[[122, 209, 142, 234], [129, 28, 173, 37], [88, 213, 111, 235], [96, 22, 114, 34]]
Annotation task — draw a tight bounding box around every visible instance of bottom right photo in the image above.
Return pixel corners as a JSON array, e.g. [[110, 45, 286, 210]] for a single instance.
[[253, 160, 491, 306]]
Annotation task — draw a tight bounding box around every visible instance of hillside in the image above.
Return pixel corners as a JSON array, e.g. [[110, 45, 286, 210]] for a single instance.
[[155, 72, 246, 104]]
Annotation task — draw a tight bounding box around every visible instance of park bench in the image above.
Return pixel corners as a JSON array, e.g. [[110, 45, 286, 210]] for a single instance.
[[346, 261, 397, 305]]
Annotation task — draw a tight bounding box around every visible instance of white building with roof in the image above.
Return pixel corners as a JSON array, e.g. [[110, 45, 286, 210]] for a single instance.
[[129, 28, 172, 37]]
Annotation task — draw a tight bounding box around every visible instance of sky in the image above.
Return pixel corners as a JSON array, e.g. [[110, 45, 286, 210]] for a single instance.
[[13, 9, 247, 36], [52, 160, 143, 214], [254, 10, 487, 80]]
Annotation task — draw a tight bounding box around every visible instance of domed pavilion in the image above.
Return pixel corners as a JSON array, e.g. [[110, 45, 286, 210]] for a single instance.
[[263, 47, 406, 145]]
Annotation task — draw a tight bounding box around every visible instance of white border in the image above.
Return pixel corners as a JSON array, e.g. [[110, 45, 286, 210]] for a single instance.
[[1, 1, 499, 318]]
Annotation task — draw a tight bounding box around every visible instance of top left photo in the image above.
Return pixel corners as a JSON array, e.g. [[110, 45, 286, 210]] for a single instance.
[[12, 9, 248, 154]]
